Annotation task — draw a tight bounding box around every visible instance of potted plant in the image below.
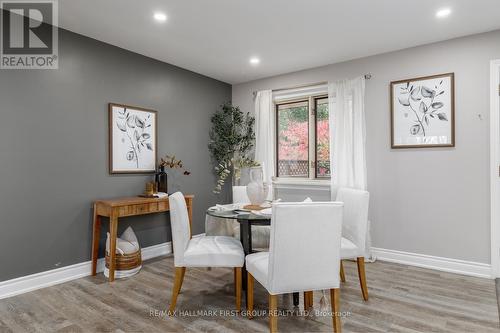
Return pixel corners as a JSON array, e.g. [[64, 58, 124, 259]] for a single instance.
[[208, 103, 257, 194]]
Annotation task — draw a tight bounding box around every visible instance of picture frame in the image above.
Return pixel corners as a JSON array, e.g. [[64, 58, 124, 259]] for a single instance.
[[390, 73, 455, 149], [109, 103, 158, 174]]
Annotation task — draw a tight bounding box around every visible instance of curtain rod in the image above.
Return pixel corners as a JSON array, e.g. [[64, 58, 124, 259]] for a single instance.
[[272, 81, 328, 93], [252, 73, 372, 98]]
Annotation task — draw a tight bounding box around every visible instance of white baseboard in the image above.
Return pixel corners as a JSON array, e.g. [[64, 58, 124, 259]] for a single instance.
[[371, 247, 492, 279], [0, 241, 173, 300]]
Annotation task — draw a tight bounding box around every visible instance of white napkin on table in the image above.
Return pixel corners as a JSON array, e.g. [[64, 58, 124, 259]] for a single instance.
[[259, 198, 281, 208], [221, 203, 242, 211], [251, 207, 272, 216], [208, 203, 240, 211]]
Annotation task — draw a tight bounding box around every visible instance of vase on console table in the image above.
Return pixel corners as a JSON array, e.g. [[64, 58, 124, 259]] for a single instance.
[[155, 166, 168, 194], [246, 166, 269, 206]]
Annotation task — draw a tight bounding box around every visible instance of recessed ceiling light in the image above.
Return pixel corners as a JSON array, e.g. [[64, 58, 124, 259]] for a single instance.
[[250, 57, 260, 65], [436, 8, 451, 18], [154, 12, 167, 22]]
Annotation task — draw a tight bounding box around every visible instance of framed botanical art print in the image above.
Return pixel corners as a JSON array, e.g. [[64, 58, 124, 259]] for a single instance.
[[109, 103, 157, 174], [390, 73, 455, 148]]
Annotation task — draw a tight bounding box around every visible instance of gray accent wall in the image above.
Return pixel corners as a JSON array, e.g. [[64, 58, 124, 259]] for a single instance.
[[233, 30, 500, 264], [0, 29, 231, 281]]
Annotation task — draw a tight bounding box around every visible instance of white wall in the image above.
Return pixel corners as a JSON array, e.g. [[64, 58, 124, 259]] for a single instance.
[[232, 30, 500, 264]]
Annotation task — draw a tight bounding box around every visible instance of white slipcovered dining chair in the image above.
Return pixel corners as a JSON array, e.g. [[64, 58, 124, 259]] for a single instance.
[[205, 186, 271, 249], [337, 187, 370, 301], [168, 192, 245, 313], [232, 186, 271, 249], [246, 202, 344, 333]]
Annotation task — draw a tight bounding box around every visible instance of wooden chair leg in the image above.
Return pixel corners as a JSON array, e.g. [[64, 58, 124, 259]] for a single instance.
[[330, 288, 341, 333], [179, 267, 186, 293], [168, 267, 186, 315], [234, 268, 242, 312], [340, 260, 346, 282], [247, 272, 254, 319], [356, 257, 369, 301], [303, 291, 310, 310], [269, 294, 278, 333], [234, 268, 237, 296], [303, 291, 314, 310]]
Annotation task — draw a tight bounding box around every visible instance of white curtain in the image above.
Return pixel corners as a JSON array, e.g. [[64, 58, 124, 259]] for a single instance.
[[254, 90, 275, 188], [328, 77, 367, 195], [329, 77, 373, 260]]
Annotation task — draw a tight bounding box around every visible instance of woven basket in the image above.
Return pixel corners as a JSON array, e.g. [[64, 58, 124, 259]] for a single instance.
[[105, 250, 142, 271]]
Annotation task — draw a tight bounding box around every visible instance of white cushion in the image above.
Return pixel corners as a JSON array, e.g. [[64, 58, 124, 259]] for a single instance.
[[246, 252, 269, 288], [183, 236, 244, 267], [340, 237, 359, 259], [121, 226, 139, 244], [106, 226, 140, 255]]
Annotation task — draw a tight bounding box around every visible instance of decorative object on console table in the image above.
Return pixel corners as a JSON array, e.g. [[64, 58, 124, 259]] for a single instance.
[[140, 181, 156, 197], [156, 155, 191, 194], [390, 73, 455, 148], [109, 103, 158, 174], [208, 102, 257, 194], [155, 165, 168, 193]]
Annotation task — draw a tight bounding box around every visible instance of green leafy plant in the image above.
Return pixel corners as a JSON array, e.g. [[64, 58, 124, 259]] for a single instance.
[[209, 103, 257, 194]]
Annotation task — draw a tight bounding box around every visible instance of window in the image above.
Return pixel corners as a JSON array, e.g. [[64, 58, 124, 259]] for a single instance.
[[276, 95, 330, 179]]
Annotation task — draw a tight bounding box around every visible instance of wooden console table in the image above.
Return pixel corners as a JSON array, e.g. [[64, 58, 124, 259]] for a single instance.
[[91, 194, 194, 282]]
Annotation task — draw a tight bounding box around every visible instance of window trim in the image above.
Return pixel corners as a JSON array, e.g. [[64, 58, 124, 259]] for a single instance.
[[314, 96, 330, 179], [274, 93, 330, 181]]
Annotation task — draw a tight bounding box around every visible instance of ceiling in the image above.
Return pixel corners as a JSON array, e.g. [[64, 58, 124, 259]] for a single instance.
[[59, 0, 500, 84]]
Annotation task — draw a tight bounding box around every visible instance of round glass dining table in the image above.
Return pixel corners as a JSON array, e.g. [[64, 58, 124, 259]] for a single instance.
[[206, 209, 270, 255], [206, 209, 300, 306]]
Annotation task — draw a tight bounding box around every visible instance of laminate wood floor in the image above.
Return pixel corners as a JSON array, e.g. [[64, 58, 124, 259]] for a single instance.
[[0, 256, 498, 332], [496, 279, 500, 323]]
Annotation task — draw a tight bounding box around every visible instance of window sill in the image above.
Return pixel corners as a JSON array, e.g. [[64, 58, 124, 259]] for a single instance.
[[272, 178, 331, 191]]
